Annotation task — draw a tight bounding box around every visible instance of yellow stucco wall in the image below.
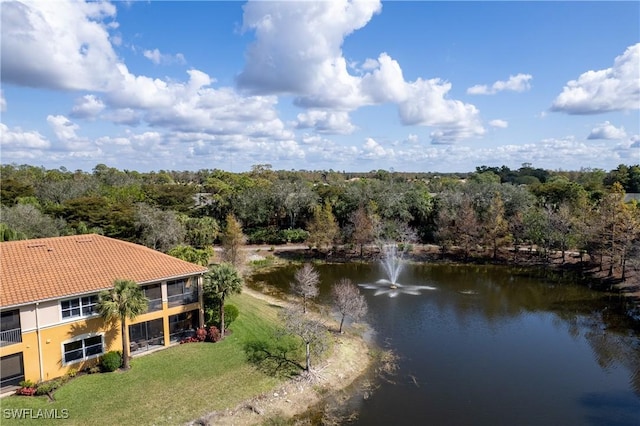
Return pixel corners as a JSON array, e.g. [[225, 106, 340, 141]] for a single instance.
[[0, 332, 39, 384], [1, 300, 202, 384]]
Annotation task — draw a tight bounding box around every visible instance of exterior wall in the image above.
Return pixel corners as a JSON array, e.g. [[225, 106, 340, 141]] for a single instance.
[[35, 300, 63, 328], [19, 306, 37, 332], [1, 274, 204, 385], [0, 330, 38, 384], [38, 316, 120, 381]]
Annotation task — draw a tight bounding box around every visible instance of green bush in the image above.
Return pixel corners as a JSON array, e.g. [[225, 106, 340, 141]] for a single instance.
[[19, 380, 36, 388], [101, 351, 122, 372], [224, 304, 239, 328], [246, 227, 309, 245], [247, 227, 285, 245], [35, 379, 62, 396], [280, 228, 308, 243], [208, 304, 240, 330]]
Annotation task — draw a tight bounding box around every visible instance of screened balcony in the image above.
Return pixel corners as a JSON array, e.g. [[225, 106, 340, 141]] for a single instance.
[[0, 310, 22, 347]]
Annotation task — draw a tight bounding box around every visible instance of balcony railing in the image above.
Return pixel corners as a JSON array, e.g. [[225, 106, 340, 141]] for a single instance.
[[167, 292, 198, 308], [130, 335, 165, 354], [169, 328, 196, 343], [147, 298, 163, 312], [0, 328, 22, 347]]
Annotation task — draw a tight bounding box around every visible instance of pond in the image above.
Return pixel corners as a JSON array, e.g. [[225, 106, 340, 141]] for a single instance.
[[249, 262, 640, 426]]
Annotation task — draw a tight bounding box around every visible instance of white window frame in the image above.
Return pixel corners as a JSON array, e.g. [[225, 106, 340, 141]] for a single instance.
[[61, 334, 104, 366], [60, 294, 99, 320]]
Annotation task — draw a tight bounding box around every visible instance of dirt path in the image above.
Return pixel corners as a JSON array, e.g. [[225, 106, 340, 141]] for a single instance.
[[187, 288, 373, 426]]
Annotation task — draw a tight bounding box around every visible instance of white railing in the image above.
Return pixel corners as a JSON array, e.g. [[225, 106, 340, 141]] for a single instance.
[[0, 328, 22, 346], [167, 292, 198, 307]]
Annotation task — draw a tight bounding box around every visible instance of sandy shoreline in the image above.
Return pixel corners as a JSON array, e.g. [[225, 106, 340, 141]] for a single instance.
[[186, 287, 374, 426]]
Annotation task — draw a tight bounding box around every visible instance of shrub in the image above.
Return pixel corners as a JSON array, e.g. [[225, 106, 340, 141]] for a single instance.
[[209, 303, 240, 330], [207, 326, 221, 343], [247, 227, 286, 245], [87, 366, 101, 374], [280, 228, 309, 243], [101, 351, 122, 372], [224, 304, 239, 328], [19, 380, 36, 388], [16, 380, 37, 396], [195, 327, 207, 342], [180, 336, 200, 344], [16, 386, 36, 396], [65, 368, 78, 380], [35, 379, 62, 396]]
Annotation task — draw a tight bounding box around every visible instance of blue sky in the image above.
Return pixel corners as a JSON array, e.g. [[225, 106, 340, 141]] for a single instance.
[[1, 0, 638, 173]]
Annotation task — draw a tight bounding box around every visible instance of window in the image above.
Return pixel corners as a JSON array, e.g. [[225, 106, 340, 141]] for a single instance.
[[1, 310, 22, 347], [167, 278, 197, 307], [142, 284, 162, 311], [1, 353, 24, 389], [129, 319, 164, 353], [61, 295, 98, 319], [63, 335, 103, 364], [169, 311, 198, 342]]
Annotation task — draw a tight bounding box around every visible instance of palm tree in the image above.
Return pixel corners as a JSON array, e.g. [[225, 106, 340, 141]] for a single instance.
[[203, 263, 243, 337], [97, 279, 148, 370]]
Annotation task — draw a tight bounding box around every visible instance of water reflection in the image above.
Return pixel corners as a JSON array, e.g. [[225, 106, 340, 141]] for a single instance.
[[359, 279, 437, 297], [249, 263, 640, 425]]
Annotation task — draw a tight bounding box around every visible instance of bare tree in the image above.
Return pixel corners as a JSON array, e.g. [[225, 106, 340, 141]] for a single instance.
[[279, 307, 328, 372], [291, 263, 320, 313], [331, 278, 368, 333], [0, 203, 66, 238], [134, 203, 185, 252]]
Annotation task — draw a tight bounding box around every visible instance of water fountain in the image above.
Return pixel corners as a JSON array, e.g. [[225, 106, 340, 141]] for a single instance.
[[359, 243, 436, 297]]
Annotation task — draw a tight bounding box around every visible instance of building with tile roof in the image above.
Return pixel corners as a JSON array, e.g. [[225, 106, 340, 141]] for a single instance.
[[1, 235, 208, 391]]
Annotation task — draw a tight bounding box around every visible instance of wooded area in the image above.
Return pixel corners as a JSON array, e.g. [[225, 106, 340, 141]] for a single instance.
[[1, 162, 639, 282]]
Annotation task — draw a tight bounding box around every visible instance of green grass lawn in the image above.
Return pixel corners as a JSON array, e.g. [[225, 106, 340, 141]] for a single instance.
[[0, 292, 285, 425]]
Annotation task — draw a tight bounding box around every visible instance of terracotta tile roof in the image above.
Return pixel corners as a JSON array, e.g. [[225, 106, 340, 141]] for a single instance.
[[1, 234, 208, 308]]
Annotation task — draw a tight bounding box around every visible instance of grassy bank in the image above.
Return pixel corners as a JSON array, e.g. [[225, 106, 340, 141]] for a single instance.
[[0, 293, 283, 426]]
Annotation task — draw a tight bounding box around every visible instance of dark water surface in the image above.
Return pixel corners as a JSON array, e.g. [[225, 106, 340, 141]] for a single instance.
[[249, 263, 640, 426]]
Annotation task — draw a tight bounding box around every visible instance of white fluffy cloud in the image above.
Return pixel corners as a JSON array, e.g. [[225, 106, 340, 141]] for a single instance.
[[0, 1, 293, 145], [489, 119, 509, 128], [587, 121, 627, 140], [0, 123, 50, 149], [238, 0, 483, 143], [143, 48, 186, 65], [467, 73, 533, 95], [395, 78, 485, 143], [237, 0, 381, 100], [1, 0, 120, 91], [0, 90, 6, 112], [70, 95, 106, 119], [360, 137, 393, 160], [47, 115, 80, 141], [295, 110, 357, 134], [551, 43, 640, 114]]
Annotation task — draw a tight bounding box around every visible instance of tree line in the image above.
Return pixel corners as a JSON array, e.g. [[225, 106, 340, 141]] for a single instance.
[[1, 162, 639, 281]]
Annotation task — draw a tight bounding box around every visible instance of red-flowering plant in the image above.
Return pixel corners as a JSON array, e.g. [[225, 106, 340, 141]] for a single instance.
[[16, 381, 37, 396], [195, 327, 207, 342], [207, 325, 221, 343]]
